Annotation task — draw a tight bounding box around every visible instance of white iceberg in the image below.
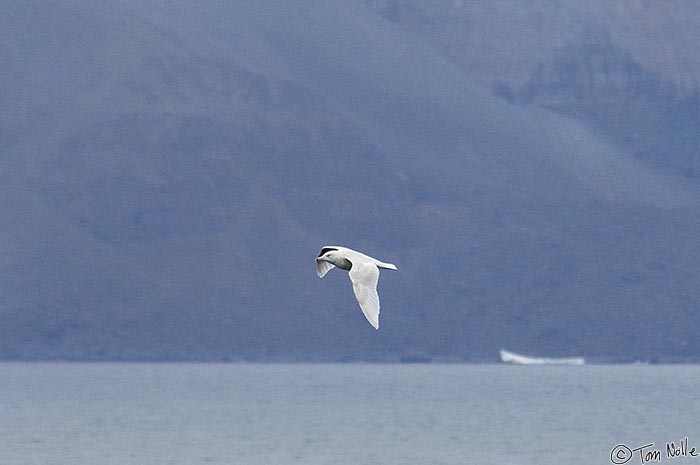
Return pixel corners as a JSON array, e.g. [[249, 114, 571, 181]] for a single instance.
[[499, 349, 585, 365]]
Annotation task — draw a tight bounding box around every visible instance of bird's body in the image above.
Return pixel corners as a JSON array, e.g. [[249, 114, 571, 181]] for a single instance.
[[316, 246, 397, 329]]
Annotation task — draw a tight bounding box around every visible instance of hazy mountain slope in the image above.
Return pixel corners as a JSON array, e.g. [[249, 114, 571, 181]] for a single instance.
[[363, 0, 700, 179], [2, 0, 699, 361], [364, 0, 700, 88]]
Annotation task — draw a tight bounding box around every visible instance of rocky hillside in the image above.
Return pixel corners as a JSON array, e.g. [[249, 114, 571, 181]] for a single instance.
[[366, 0, 700, 177], [1, 0, 699, 362]]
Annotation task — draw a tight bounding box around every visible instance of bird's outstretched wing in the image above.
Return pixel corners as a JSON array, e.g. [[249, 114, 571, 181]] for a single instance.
[[316, 260, 335, 278], [348, 262, 380, 329]]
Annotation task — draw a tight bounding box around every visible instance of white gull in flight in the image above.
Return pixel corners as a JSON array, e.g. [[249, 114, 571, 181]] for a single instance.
[[316, 246, 397, 330]]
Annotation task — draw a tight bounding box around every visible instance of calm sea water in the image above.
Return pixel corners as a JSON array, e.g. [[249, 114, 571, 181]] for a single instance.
[[1, 363, 698, 465]]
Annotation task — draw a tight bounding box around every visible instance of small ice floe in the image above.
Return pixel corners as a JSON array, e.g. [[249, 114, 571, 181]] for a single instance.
[[499, 349, 585, 365]]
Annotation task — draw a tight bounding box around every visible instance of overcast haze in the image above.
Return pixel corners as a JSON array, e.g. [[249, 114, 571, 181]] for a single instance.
[[1, 0, 699, 362]]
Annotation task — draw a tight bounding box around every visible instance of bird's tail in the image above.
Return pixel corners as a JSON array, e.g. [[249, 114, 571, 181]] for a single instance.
[[377, 261, 397, 271]]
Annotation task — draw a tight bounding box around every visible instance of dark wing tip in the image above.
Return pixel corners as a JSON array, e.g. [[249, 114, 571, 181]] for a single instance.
[[318, 247, 338, 257]]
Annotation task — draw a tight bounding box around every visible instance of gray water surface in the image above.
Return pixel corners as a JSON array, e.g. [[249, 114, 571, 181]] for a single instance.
[[1, 363, 698, 465]]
